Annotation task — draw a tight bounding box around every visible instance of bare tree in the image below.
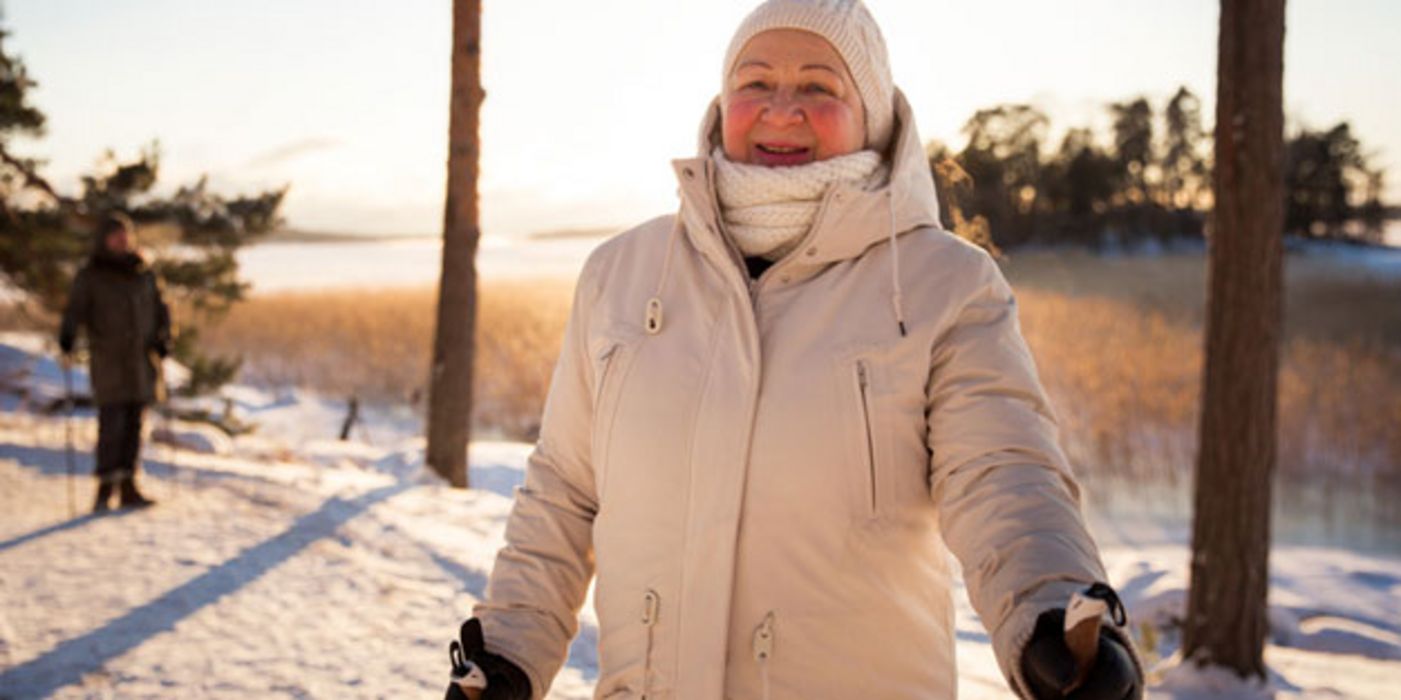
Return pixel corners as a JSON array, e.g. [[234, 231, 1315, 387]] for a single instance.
[[1183, 0, 1286, 679], [426, 0, 483, 488]]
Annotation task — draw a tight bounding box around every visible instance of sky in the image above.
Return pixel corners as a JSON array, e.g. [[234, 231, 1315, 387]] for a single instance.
[[4, 0, 1399, 238]]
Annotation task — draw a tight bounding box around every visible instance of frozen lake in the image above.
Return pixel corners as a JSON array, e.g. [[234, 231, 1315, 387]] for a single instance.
[[237, 234, 605, 293], [234, 225, 1401, 295]]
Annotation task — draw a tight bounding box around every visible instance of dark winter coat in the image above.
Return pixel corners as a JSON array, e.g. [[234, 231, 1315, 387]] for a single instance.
[[59, 251, 171, 406]]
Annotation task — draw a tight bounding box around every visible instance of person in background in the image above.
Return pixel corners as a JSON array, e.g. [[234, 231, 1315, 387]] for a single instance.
[[59, 211, 170, 512], [446, 1, 1145, 698]]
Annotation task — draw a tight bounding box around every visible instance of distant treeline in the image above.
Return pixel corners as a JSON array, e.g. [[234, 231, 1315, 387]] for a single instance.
[[928, 86, 1389, 251]]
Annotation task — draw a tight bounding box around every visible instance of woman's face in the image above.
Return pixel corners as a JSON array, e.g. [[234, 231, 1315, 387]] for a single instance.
[[721, 29, 866, 166], [105, 229, 133, 254]]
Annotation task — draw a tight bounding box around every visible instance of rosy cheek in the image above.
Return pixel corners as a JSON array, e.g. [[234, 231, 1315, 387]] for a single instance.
[[722, 98, 763, 157], [806, 101, 862, 155]]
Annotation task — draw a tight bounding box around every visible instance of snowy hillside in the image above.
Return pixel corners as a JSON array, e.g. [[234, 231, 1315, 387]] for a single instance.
[[1, 333, 1398, 698]]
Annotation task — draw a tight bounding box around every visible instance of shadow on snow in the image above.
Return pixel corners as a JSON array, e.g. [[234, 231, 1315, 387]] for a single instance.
[[0, 482, 410, 696]]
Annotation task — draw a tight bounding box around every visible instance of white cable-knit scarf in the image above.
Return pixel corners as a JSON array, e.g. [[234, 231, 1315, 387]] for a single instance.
[[712, 147, 889, 261]]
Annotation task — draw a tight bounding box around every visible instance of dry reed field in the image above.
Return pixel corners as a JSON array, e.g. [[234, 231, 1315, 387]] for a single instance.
[[1003, 250, 1401, 539], [196, 280, 575, 439], [1002, 250, 1400, 481]]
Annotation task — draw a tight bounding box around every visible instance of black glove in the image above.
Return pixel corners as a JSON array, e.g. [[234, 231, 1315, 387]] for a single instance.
[[444, 618, 532, 700], [59, 331, 75, 355], [152, 340, 170, 359], [1020, 606, 1143, 700]]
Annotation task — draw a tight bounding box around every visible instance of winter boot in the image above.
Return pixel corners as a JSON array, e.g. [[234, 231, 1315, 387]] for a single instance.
[[118, 477, 155, 509], [92, 483, 114, 513]]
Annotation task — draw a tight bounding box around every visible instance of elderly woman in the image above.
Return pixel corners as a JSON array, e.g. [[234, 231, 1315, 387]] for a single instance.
[[447, 1, 1144, 698]]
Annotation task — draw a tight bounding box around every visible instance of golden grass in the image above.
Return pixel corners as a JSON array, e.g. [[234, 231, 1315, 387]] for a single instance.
[[1002, 249, 1401, 492], [1000, 248, 1401, 346], [1016, 288, 1401, 486], [196, 280, 575, 438]]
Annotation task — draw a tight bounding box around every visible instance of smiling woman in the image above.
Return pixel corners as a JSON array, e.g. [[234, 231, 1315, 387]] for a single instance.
[[447, 2, 1146, 699], [722, 29, 868, 164]]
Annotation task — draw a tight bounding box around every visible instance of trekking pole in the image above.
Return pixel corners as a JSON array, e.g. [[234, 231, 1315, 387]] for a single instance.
[[164, 400, 178, 499], [61, 358, 76, 519], [149, 347, 176, 499]]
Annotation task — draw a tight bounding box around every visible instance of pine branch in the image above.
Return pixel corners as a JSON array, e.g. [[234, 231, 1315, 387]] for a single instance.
[[0, 142, 70, 206]]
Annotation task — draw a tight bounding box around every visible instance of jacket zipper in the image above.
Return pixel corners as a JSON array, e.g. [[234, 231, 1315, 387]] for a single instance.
[[641, 589, 661, 699], [591, 343, 624, 496], [855, 360, 877, 517], [748, 184, 841, 298], [595, 343, 621, 408]]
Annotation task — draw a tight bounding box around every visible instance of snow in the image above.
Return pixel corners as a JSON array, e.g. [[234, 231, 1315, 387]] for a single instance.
[[0, 333, 1398, 698]]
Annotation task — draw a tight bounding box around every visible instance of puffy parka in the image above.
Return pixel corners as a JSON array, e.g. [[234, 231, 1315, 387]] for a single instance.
[[473, 89, 1142, 699]]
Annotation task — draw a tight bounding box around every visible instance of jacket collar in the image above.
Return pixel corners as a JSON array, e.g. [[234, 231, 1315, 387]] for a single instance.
[[670, 87, 942, 275], [91, 250, 147, 276]]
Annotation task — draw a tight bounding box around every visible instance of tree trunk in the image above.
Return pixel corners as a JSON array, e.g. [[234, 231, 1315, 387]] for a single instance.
[[426, 0, 484, 489], [1183, 0, 1286, 679]]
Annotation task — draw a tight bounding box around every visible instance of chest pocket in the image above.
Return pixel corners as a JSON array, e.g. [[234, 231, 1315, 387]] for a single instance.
[[831, 335, 935, 525], [589, 324, 646, 500]]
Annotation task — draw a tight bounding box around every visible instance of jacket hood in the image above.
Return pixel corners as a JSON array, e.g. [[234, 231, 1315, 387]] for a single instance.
[[659, 86, 942, 337]]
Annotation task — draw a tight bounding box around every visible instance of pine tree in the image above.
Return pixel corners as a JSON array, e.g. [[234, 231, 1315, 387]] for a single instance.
[[426, 0, 483, 488], [1108, 97, 1154, 205], [1183, 0, 1286, 680], [1163, 86, 1208, 211], [0, 23, 285, 396]]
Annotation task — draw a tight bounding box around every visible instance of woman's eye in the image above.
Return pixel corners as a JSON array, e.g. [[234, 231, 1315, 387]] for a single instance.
[[802, 83, 835, 96], [742, 80, 770, 91]]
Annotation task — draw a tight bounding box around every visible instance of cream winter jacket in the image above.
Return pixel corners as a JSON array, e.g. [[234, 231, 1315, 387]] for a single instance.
[[473, 89, 1142, 699]]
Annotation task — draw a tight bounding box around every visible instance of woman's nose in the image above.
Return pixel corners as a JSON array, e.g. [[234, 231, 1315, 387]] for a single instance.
[[759, 92, 804, 127]]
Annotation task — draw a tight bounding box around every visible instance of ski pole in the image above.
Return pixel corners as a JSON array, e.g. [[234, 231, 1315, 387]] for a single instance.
[[164, 400, 178, 499], [61, 358, 76, 519]]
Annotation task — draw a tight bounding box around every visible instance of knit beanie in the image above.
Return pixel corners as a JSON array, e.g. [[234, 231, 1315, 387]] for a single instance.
[[722, 0, 895, 154]]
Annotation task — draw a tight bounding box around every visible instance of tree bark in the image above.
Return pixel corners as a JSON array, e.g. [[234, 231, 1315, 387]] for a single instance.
[[1183, 0, 1286, 679], [426, 0, 483, 489]]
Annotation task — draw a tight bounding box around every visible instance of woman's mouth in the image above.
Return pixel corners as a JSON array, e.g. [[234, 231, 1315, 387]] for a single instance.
[[753, 143, 812, 166]]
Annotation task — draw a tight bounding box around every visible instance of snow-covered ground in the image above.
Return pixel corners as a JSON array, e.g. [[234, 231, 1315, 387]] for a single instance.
[[1, 334, 1398, 698]]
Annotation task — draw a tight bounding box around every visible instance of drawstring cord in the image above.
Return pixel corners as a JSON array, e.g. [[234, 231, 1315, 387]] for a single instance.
[[645, 219, 682, 334], [887, 191, 908, 337]]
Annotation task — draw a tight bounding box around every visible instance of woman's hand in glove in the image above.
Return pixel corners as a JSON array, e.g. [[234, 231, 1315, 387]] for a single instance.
[[444, 618, 532, 700], [1020, 607, 1143, 699]]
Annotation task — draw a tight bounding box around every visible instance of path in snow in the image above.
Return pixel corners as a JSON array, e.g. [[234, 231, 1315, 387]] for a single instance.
[[0, 414, 598, 699]]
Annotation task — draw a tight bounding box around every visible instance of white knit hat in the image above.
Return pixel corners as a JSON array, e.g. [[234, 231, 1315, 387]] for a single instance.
[[722, 0, 895, 154]]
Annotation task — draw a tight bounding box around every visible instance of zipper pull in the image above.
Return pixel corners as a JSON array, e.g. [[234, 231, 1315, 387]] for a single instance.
[[751, 611, 775, 662]]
